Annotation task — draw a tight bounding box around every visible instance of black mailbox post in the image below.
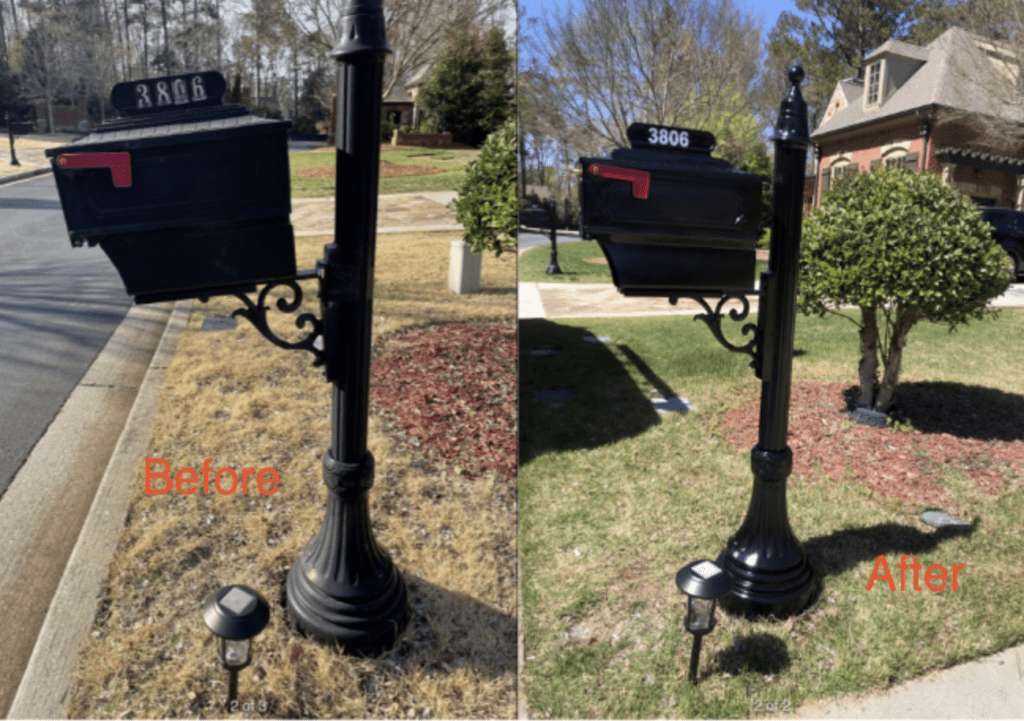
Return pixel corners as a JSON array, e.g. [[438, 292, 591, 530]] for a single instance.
[[45, 71, 296, 304], [580, 124, 764, 297], [580, 67, 817, 621]]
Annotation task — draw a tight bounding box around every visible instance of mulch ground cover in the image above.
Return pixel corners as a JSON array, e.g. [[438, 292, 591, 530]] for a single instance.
[[370, 322, 517, 484], [718, 381, 1024, 511]]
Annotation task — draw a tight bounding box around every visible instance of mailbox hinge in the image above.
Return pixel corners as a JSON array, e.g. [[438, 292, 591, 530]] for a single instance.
[[671, 287, 763, 378]]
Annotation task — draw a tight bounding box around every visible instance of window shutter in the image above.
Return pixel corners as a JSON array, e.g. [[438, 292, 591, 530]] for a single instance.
[[903, 153, 919, 171], [821, 170, 831, 194], [871, 159, 881, 171]]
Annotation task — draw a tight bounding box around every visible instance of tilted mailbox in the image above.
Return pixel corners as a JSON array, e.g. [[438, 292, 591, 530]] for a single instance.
[[45, 71, 295, 304], [579, 123, 765, 297]]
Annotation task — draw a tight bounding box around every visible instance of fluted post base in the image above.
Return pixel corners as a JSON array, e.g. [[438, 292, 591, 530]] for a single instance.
[[716, 446, 815, 618], [286, 451, 409, 654]]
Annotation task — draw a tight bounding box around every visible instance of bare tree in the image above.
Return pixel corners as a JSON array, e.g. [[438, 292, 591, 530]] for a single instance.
[[523, 0, 762, 157], [939, 0, 1024, 154], [14, 6, 76, 131], [279, 0, 510, 105]]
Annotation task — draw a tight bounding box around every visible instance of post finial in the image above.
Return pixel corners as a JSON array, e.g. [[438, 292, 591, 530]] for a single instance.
[[774, 61, 809, 146], [788, 62, 805, 87], [330, 0, 392, 59]]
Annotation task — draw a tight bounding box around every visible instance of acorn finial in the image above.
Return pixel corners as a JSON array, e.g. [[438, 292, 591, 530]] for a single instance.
[[788, 62, 805, 87]]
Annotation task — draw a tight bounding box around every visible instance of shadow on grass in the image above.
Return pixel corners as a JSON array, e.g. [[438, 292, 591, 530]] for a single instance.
[[519, 319, 660, 464], [710, 632, 791, 678], [884, 382, 1024, 442], [617, 344, 681, 402], [275, 574, 515, 679], [803, 520, 977, 578]]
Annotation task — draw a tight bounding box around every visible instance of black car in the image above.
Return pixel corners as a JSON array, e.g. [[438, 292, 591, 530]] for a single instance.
[[980, 207, 1024, 281]]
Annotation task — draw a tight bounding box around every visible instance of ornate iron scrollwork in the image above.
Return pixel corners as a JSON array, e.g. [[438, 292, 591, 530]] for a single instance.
[[671, 292, 762, 377], [232, 274, 324, 367]]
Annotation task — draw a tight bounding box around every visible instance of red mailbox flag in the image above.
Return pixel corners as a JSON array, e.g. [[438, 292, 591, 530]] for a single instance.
[[588, 163, 650, 199], [56, 152, 132, 188]]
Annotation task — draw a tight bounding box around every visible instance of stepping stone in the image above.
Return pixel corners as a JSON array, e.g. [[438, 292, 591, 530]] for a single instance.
[[919, 508, 971, 530], [201, 315, 238, 332], [531, 348, 561, 357], [850, 406, 887, 427], [652, 395, 694, 414], [582, 335, 611, 344], [534, 387, 575, 403]]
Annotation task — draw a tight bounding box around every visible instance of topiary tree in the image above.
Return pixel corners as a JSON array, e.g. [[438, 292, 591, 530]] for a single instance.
[[452, 116, 517, 256], [797, 168, 1010, 414]]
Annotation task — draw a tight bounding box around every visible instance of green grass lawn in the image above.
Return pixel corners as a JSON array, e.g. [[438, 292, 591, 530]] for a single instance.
[[519, 309, 1024, 718], [519, 241, 769, 284], [289, 146, 475, 197]]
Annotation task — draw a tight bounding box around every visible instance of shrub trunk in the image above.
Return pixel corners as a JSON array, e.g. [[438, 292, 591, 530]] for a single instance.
[[857, 306, 879, 408]]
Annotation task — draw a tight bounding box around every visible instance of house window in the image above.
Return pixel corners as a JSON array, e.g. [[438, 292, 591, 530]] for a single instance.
[[831, 161, 858, 181], [866, 62, 881, 105], [871, 152, 919, 172]]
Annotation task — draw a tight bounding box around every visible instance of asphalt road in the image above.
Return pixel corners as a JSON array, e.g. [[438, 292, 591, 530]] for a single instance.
[[0, 173, 132, 498], [518, 227, 581, 252]]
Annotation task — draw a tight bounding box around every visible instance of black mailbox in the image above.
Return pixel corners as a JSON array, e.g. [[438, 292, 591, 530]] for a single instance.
[[579, 123, 765, 297], [45, 71, 295, 304]]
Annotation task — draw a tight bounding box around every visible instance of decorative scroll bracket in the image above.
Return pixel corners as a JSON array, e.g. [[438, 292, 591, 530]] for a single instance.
[[669, 287, 763, 378], [230, 269, 325, 368]]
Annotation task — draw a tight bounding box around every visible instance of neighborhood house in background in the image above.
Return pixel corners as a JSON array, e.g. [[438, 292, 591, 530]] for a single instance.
[[812, 27, 1024, 217]]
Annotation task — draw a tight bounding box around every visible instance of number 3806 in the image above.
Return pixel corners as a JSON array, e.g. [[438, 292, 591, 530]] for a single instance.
[[648, 126, 689, 148]]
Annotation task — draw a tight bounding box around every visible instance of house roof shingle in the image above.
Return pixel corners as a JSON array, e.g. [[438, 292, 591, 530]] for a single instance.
[[812, 27, 1024, 139]]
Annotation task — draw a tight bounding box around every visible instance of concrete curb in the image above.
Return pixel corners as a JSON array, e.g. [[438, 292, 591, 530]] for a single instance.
[[7, 300, 193, 719], [0, 167, 51, 185]]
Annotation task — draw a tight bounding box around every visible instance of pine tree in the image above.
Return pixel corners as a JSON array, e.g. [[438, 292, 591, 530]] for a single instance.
[[418, 24, 513, 147]]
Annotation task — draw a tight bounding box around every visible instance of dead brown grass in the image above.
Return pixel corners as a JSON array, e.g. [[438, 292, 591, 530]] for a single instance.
[[66, 232, 516, 719]]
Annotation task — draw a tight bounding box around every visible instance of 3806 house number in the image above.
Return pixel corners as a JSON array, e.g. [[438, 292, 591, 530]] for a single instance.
[[648, 126, 690, 148], [134, 75, 209, 109]]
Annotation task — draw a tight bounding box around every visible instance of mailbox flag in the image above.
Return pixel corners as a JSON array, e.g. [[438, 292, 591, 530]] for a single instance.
[[56, 152, 132, 188], [588, 164, 650, 199]]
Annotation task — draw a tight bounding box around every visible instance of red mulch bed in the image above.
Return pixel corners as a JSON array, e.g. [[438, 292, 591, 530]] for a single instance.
[[718, 382, 1024, 510], [370, 323, 516, 482]]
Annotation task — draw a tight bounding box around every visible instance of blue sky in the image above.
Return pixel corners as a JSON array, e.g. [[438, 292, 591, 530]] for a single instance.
[[518, 0, 810, 61]]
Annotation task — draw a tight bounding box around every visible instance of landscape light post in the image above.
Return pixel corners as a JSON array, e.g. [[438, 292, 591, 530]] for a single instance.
[[285, 0, 410, 653], [676, 559, 731, 684], [546, 199, 562, 275], [714, 63, 816, 617], [7, 113, 19, 166]]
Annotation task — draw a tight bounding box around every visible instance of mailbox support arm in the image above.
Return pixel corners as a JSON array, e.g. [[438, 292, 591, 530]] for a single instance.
[[668, 288, 764, 378], [229, 269, 325, 367]]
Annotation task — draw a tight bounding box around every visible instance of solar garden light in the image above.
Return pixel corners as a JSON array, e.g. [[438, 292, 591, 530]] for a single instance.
[[202, 585, 270, 708], [676, 559, 732, 684]]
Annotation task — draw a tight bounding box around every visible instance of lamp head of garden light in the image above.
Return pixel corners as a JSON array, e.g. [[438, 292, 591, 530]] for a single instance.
[[677, 559, 732, 634], [202, 584, 270, 670]]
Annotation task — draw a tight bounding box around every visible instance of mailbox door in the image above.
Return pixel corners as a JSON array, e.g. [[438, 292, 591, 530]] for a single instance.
[[579, 152, 762, 296]]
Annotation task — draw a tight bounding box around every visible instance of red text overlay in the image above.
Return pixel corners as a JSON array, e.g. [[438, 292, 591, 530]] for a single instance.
[[866, 554, 965, 592], [145, 457, 279, 496]]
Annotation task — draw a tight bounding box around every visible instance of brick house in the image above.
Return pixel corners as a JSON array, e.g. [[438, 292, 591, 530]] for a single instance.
[[811, 27, 1024, 209]]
